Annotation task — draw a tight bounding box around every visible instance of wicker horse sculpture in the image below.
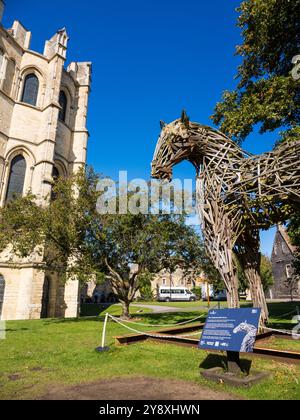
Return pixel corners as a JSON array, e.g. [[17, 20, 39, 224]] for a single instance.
[[151, 112, 300, 324]]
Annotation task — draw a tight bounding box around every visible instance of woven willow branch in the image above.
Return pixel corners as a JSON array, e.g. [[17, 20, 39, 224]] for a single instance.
[[151, 113, 300, 322]]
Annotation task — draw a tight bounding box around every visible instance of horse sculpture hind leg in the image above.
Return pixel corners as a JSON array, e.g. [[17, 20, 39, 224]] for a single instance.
[[236, 231, 269, 325]]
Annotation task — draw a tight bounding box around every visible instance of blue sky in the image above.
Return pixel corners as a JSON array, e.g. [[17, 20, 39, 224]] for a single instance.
[[5, 0, 277, 254]]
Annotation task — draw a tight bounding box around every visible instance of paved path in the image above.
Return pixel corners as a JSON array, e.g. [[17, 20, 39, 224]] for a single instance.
[[133, 304, 189, 313], [131, 304, 216, 314]]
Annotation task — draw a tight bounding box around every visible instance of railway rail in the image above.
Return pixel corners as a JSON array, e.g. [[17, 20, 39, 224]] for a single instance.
[[114, 323, 300, 365]]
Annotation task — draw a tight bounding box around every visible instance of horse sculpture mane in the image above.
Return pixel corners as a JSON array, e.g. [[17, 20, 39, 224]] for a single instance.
[[152, 111, 300, 324]]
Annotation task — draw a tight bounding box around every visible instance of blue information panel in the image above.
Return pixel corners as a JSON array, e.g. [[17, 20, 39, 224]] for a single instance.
[[199, 308, 261, 353]]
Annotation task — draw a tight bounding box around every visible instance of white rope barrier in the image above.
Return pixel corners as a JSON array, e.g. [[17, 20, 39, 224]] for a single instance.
[[108, 314, 202, 340], [96, 304, 300, 352], [115, 313, 206, 328], [264, 327, 300, 338]]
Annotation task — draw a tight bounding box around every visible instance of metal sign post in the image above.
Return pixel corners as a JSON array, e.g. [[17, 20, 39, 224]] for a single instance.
[[227, 351, 241, 374], [200, 308, 270, 386]]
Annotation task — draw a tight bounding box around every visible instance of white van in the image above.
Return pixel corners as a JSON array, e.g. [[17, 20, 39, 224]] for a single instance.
[[158, 287, 197, 302]]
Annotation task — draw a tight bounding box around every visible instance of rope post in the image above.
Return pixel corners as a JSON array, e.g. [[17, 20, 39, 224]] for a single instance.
[[95, 313, 110, 353], [207, 283, 210, 309]]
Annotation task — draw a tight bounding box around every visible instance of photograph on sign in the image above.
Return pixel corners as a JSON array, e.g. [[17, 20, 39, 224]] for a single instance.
[[199, 308, 261, 353]]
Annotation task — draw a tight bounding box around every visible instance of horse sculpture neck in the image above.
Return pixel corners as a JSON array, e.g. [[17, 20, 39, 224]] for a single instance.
[[178, 123, 300, 211]]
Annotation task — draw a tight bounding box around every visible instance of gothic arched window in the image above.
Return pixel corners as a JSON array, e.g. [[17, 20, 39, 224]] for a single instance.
[[5, 155, 27, 201], [52, 166, 60, 181], [41, 277, 50, 319], [58, 91, 68, 122], [0, 276, 5, 319], [51, 166, 60, 201], [21, 73, 39, 106]]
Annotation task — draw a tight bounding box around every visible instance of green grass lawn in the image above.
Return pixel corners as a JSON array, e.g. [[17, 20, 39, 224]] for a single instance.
[[135, 300, 252, 310], [0, 304, 300, 400], [258, 337, 300, 352]]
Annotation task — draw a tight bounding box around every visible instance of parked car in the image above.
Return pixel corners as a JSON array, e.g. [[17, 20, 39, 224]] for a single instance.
[[239, 292, 247, 300], [158, 287, 197, 302], [213, 290, 227, 301], [202, 288, 227, 302]]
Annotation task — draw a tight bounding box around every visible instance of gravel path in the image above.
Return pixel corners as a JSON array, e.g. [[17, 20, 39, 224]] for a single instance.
[[132, 304, 214, 314]]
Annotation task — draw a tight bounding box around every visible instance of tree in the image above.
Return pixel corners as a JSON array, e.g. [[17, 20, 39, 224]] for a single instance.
[[234, 253, 273, 293], [201, 255, 224, 292], [96, 204, 207, 319], [288, 214, 300, 275], [212, 0, 300, 145], [0, 169, 208, 319], [0, 168, 100, 283], [212, 0, 300, 275], [260, 255, 274, 292]]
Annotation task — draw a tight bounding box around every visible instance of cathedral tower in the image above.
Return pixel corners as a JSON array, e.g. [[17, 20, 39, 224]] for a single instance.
[[0, 3, 92, 320]]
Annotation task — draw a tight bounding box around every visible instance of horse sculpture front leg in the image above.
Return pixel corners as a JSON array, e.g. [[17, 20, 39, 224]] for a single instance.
[[208, 239, 240, 309], [218, 249, 240, 308], [201, 207, 240, 308]]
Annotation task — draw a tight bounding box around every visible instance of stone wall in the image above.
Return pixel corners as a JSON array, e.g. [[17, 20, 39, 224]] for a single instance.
[[0, 4, 91, 321]]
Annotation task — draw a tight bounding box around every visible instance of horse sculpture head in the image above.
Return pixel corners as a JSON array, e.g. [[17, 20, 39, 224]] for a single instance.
[[151, 111, 198, 181]]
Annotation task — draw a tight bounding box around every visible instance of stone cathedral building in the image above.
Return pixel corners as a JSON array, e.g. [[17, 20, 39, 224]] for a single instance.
[[0, 2, 92, 320]]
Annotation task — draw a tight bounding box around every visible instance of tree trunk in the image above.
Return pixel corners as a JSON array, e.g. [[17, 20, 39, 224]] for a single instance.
[[120, 300, 131, 320]]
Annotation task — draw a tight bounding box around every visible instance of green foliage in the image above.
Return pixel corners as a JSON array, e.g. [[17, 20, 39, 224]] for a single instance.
[[201, 256, 224, 291], [260, 255, 275, 292], [235, 255, 247, 292], [235, 251, 274, 293], [0, 168, 208, 318], [191, 287, 202, 300], [212, 0, 300, 144], [137, 271, 156, 301], [212, 0, 300, 272], [288, 214, 300, 275], [96, 201, 207, 317], [0, 167, 101, 283]]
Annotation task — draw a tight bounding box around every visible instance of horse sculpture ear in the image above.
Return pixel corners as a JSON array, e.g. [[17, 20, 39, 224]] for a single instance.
[[181, 110, 190, 127], [160, 121, 166, 130]]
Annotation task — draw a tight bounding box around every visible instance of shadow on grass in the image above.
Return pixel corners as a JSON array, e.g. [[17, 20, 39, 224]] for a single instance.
[[39, 301, 300, 329], [266, 322, 294, 331], [267, 301, 300, 330], [80, 303, 115, 317], [5, 328, 30, 332], [132, 311, 205, 325], [200, 354, 252, 375], [40, 310, 205, 326], [267, 301, 300, 317]]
